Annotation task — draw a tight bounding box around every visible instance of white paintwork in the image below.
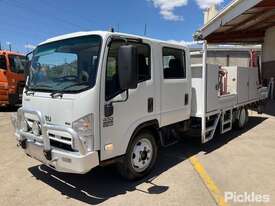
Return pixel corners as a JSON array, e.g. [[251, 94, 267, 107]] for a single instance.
[[192, 65, 265, 117], [99, 39, 191, 160], [191, 65, 203, 116], [218, 94, 237, 110], [225, 66, 261, 104], [159, 43, 191, 127], [22, 85, 102, 151], [18, 31, 193, 171], [160, 78, 190, 126], [191, 64, 238, 117], [237, 67, 249, 104], [206, 64, 219, 113], [201, 42, 207, 142], [249, 68, 259, 100], [14, 30, 267, 174], [39, 31, 187, 49]]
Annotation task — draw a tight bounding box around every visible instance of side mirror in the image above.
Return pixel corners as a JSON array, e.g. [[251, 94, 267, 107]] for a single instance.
[[24, 61, 30, 77], [24, 52, 33, 77], [118, 45, 138, 90]]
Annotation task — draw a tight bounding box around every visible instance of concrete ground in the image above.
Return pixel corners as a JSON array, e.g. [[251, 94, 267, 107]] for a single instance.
[[0, 101, 275, 206]]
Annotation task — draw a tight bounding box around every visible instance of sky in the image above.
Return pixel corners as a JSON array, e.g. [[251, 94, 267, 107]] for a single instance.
[[0, 0, 231, 53]]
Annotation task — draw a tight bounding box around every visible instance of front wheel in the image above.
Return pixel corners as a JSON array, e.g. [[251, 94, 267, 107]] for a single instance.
[[117, 130, 158, 180]]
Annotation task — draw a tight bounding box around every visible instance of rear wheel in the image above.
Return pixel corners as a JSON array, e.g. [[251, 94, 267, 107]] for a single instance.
[[117, 130, 158, 180], [235, 108, 248, 129]]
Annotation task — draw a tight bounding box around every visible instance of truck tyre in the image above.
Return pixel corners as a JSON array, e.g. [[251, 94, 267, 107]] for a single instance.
[[236, 108, 248, 129], [117, 130, 158, 180]]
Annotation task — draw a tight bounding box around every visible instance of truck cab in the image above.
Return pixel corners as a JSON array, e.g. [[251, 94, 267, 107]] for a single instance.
[[13, 31, 191, 179], [0, 51, 27, 106]]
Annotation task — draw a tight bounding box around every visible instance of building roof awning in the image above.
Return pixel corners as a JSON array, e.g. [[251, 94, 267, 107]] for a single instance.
[[195, 0, 275, 44]]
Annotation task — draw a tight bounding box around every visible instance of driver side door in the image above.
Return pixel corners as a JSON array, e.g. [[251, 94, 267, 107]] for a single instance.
[[100, 39, 157, 161]]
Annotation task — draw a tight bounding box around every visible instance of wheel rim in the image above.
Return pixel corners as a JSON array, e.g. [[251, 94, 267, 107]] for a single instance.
[[131, 138, 153, 173], [239, 109, 246, 127]]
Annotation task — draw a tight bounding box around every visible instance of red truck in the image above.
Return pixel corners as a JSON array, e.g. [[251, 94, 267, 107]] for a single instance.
[[0, 50, 27, 107]]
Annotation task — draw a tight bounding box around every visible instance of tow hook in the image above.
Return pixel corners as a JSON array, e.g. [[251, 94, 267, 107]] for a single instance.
[[43, 150, 52, 161], [18, 139, 27, 149]]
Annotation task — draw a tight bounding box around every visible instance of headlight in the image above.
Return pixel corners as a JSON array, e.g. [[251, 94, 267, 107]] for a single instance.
[[72, 114, 93, 151]]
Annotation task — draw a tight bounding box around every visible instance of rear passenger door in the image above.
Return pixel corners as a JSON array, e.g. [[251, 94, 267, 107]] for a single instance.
[[160, 46, 191, 127]]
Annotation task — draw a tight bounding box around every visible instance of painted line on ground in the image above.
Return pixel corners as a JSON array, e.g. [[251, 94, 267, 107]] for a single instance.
[[189, 156, 230, 206]]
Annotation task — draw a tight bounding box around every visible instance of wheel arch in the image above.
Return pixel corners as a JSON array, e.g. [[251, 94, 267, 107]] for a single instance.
[[129, 119, 161, 148]]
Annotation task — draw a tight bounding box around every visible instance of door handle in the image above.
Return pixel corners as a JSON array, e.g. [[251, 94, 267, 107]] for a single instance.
[[148, 98, 153, 113], [185, 94, 189, 105]]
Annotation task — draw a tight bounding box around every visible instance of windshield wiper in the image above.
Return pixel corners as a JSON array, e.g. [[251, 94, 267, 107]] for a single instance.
[[50, 82, 89, 98], [25, 84, 53, 96]]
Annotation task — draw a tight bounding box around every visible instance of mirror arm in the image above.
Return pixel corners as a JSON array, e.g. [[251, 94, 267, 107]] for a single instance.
[[110, 90, 129, 105], [104, 90, 129, 117]]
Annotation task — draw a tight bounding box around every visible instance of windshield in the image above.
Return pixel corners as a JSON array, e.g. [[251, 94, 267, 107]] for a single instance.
[[9, 55, 27, 74], [28, 35, 102, 93]]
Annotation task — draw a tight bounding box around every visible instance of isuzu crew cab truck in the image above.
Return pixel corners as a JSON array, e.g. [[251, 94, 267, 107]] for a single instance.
[[12, 31, 267, 180], [0, 51, 26, 106]]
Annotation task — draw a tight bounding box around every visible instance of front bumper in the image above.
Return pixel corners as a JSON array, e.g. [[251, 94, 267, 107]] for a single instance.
[[12, 107, 99, 174], [24, 139, 99, 174]]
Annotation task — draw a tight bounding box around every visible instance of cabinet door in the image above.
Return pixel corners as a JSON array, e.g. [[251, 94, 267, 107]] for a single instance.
[[249, 68, 259, 101], [237, 67, 249, 104], [206, 65, 219, 112]]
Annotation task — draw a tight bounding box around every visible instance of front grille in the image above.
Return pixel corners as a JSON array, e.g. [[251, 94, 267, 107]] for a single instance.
[[50, 139, 75, 152], [48, 132, 75, 152], [48, 133, 72, 145], [24, 116, 75, 152], [25, 119, 72, 148]]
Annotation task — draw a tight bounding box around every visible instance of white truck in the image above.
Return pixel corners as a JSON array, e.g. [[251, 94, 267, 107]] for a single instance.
[[12, 31, 267, 180]]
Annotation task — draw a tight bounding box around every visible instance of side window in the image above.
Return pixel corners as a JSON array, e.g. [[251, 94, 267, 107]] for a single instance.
[[136, 43, 151, 82], [105, 41, 123, 101], [163, 47, 186, 79], [105, 40, 151, 100], [0, 55, 7, 70]]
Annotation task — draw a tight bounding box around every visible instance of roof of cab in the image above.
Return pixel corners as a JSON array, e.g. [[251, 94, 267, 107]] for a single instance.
[[39, 30, 189, 49], [0, 50, 25, 56]]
